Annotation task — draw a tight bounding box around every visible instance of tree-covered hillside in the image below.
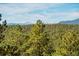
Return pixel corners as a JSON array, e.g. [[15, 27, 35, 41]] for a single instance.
[[0, 16, 79, 56]]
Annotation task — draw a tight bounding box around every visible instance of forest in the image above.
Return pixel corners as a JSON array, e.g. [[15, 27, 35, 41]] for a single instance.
[[0, 14, 79, 56]]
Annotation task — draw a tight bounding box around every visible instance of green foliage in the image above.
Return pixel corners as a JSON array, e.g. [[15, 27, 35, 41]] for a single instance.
[[0, 25, 28, 56], [0, 14, 7, 42], [1, 19, 79, 56], [23, 20, 50, 56]]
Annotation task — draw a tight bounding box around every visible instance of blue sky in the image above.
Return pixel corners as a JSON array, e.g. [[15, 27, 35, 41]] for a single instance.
[[0, 3, 79, 24]]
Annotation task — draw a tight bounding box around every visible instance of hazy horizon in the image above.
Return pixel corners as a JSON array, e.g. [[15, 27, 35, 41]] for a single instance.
[[0, 3, 79, 24]]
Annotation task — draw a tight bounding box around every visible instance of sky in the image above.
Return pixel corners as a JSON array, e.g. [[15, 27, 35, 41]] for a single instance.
[[0, 3, 79, 24]]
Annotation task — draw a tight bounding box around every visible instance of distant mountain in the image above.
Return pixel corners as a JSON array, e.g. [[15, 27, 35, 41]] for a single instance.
[[59, 18, 79, 24], [7, 22, 32, 25]]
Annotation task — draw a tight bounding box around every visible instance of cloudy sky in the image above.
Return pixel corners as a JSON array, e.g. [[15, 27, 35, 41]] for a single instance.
[[0, 3, 79, 24]]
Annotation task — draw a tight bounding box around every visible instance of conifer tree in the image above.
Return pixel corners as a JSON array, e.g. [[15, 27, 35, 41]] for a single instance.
[[3, 20, 7, 27], [24, 20, 49, 56], [0, 14, 7, 40], [0, 14, 7, 55], [0, 14, 4, 42]]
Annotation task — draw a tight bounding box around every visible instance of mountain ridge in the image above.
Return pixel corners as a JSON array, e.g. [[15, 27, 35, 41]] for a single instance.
[[59, 18, 79, 24]]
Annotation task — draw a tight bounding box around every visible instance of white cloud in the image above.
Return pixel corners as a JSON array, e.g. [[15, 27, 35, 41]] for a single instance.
[[0, 3, 79, 24]]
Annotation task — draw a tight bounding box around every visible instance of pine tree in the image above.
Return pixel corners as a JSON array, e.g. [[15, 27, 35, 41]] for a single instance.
[[0, 14, 4, 42], [0, 14, 7, 41], [24, 20, 49, 56], [0, 14, 1, 21], [0, 14, 7, 55], [3, 20, 7, 27]]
